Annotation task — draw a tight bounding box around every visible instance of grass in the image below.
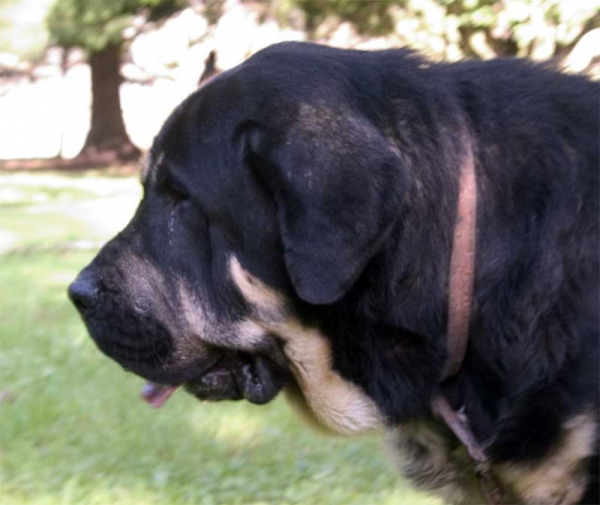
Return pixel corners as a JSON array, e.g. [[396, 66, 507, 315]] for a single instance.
[[0, 170, 440, 505]]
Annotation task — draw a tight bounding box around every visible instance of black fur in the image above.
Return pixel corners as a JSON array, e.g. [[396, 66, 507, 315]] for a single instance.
[[70, 42, 599, 503]]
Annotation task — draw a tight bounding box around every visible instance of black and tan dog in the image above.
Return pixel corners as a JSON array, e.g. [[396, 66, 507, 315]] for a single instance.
[[69, 42, 599, 504]]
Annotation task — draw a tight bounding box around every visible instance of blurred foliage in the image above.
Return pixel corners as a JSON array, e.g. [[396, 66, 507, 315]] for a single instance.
[[2, 0, 596, 63], [444, 0, 600, 58], [298, 0, 398, 35], [0, 0, 53, 60], [289, 0, 600, 59], [0, 0, 16, 45], [0, 0, 14, 27], [46, 0, 188, 53], [204, 0, 226, 26]]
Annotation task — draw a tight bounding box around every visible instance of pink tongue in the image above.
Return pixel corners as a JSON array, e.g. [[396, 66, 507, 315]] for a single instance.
[[141, 382, 178, 408]]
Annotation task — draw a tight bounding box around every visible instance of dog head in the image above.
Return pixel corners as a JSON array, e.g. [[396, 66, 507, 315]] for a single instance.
[[68, 42, 408, 410]]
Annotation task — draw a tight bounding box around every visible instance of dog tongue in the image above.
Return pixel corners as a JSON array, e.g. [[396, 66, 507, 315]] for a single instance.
[[141, 382, 178, 408]]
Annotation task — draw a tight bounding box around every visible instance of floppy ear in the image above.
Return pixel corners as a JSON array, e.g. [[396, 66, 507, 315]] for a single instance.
[[246, 113, 407, 305]]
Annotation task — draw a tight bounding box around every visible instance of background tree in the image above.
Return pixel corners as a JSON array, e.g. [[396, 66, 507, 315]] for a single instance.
[[46, 0, 186, 162]]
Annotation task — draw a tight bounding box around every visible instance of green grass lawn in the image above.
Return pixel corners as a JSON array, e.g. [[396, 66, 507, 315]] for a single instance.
[[0, 170, 440, 505]]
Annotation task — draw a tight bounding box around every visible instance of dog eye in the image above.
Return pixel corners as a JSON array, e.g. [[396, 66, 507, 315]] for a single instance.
[[168, 186, 190, 204], [159, 179, 190, 204]]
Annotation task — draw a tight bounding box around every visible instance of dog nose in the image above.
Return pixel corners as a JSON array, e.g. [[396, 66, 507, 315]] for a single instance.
[[68, 271, 101, 311]]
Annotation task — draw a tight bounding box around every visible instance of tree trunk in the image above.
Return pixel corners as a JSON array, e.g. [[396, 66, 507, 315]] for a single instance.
[[81, 43, 140, 162]]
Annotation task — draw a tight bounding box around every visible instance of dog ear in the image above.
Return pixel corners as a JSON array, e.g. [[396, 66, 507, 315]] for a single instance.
[[245, 115, 407, 305]]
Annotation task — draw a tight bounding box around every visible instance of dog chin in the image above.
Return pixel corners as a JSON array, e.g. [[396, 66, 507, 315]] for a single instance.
[[185, 352, 291, 405], [142, 352, 291, 407]]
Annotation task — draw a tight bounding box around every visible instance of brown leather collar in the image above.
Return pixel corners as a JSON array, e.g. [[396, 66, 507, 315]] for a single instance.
[[431, 144, 506, 505], [442, 143, 477, 380]]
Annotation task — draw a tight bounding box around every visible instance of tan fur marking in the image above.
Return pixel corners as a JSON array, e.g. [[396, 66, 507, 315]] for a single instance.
[[229, 257, 287, 319], [271, 319, 383, 434], [229, 256, 384, 435], [178, 279, 267, 353], [387, 422, 485, 505], [177, 279, 214, 349], [500, 413, 597, 505], [283, 382, 341, 435]]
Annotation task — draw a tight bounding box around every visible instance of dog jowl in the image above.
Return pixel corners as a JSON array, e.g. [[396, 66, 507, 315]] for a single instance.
[[69, 42, 599, 505]]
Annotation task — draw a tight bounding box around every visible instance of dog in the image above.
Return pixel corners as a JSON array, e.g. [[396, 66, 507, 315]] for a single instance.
[[69, 42, 599, 504]]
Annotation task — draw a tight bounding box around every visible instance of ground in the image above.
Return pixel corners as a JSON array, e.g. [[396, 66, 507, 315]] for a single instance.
[[0, 170, 439, 505]]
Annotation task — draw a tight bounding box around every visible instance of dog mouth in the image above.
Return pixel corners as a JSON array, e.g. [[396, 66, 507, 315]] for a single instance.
[[141, 382, 179, 408], [141, 351, 290, 408]]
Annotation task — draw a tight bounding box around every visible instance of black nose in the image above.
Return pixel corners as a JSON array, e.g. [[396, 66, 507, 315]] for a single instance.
[[68, 271, 101, 312]]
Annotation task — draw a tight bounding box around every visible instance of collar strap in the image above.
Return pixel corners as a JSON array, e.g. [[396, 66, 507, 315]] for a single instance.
[[442, 143, 477, 380], [431, 395, 505, 505], [431, 145, 506, 505]]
